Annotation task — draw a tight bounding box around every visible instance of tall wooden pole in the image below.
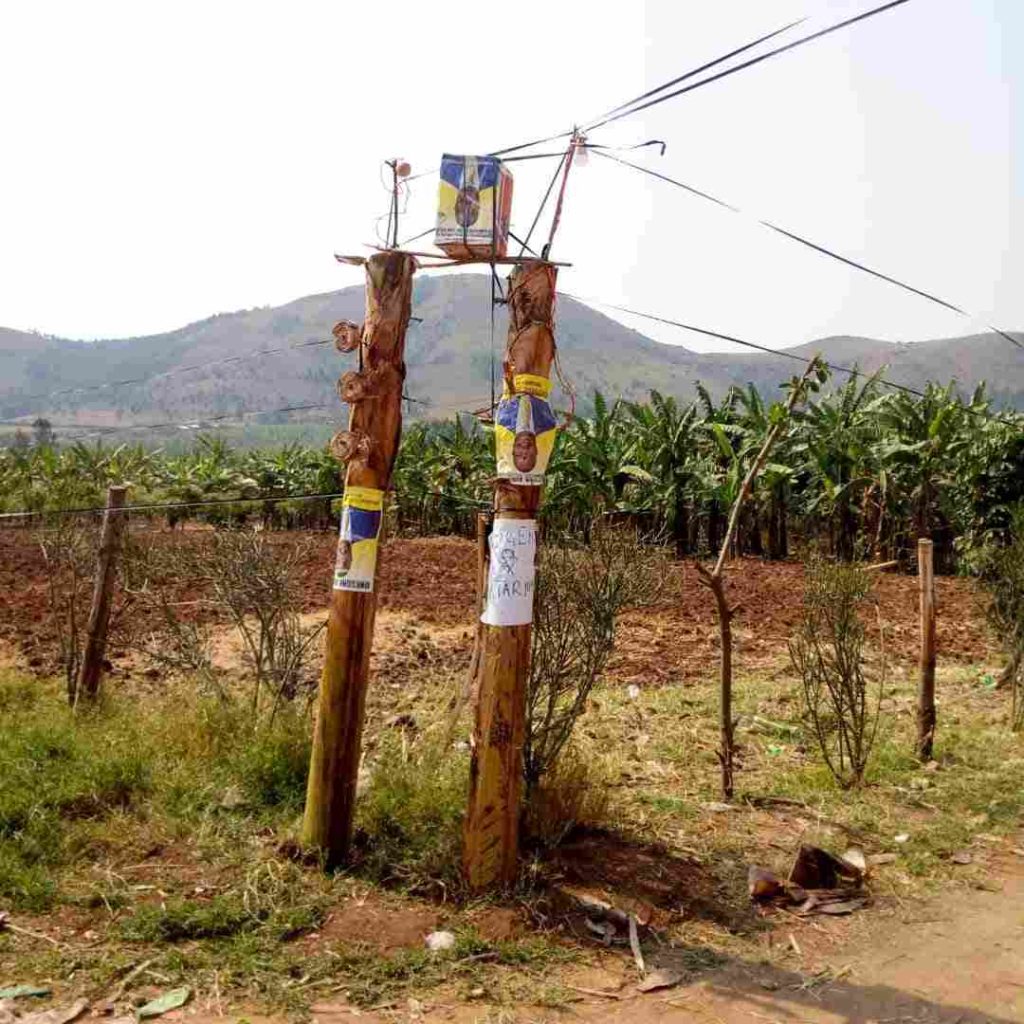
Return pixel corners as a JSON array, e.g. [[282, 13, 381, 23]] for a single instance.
[[916, 537, 937, 761], [463, 259, 558, 890], [303, 251, 416, 867], [78, 484, 128, 705]]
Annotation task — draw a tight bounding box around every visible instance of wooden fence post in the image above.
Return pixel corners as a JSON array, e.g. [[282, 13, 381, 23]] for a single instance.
[[916, 537, 937, 761], [462, 259, 558, 890], [302, 251, 416, 867], [77, 484, 128, 704]]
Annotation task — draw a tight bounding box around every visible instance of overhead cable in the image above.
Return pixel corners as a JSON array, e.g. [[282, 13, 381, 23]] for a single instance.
[[566, 293, 1022, 428], [594, 150, 1024, 353], [585, 0, 915, 133]]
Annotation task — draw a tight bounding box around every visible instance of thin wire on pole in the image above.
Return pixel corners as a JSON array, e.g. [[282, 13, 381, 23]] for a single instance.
[[585, 0, 916, 133], [565, 293, 1021, 428], [593, 150, 1024, 354]]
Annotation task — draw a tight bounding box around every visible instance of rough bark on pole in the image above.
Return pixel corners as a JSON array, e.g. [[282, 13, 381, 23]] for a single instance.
[[303, 251, 416, 867], [916, 537, 937, 761], [78, 484, 128, 704], [463, 259, 558, 890]]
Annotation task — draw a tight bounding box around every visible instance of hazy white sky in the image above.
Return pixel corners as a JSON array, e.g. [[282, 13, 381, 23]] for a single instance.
[[1, 0, 1019, 353]]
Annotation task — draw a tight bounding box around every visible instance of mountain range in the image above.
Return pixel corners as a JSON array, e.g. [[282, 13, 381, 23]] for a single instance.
[[1, 274, 1021, 442]]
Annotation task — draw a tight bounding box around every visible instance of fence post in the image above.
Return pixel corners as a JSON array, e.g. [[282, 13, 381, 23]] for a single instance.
[[78, 484, 128, 704], [462, 260, 558, 889], [302, 251, 417, 867], [916, 537, 937, 760]]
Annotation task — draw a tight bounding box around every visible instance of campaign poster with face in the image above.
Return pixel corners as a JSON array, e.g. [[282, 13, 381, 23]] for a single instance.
[[494, 378, 558, 486], [333, 486, 383, 592]]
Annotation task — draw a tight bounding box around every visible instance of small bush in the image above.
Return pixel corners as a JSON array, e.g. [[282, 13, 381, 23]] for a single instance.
[[975, 505, 1024, 727], [522, 743, 611, 849], [525, 526, 666, 791], [789, 560, 885, 788]]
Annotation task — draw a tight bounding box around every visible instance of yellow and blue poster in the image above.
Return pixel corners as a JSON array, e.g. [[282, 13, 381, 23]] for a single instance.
[[333, 486, 383, 593], [494, 374, 558, 486]]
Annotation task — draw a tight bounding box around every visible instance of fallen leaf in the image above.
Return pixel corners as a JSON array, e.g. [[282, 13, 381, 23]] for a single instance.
[[0, 988, 51, 1001], [136, 989, 190, 1020], [703, 802, 734, 813], [894, 834, 910, 844], [21, 1000, 89, 1024], [636, 969, 682, 993]]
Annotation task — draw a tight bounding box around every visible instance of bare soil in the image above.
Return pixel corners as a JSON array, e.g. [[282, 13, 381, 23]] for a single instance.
[[0, 528, 996, 679]]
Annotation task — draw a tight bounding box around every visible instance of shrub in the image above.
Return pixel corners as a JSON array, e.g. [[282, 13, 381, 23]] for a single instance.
[[524, 526, 666, 790], [789, 560, 885, 788], [976, 505, 1024, 727], [522, 742, 611, 848]]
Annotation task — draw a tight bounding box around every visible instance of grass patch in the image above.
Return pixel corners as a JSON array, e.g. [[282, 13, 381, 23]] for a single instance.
[[354, 730, 467, 889]]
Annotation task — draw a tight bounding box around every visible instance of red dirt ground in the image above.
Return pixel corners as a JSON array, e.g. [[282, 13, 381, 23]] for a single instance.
[[0, 527, 997, 681]]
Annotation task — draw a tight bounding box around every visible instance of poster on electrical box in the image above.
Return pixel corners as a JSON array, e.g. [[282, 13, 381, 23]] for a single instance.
[[481, 518, 537, 626]]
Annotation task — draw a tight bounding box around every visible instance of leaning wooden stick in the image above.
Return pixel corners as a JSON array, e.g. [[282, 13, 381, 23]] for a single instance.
[[78, 484, 128, 705], [916, 537, 937, 761], [697, 358, 823, 799]]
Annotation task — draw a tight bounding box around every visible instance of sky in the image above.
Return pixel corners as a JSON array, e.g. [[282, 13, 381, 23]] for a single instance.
[[0, 0, 1020, 353]]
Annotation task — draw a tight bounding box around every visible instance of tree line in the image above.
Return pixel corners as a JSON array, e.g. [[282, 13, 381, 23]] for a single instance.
[[3, 369, 1022, 571]]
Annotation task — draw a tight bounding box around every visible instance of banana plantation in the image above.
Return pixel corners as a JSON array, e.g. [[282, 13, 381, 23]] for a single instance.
[[3, 370, 1022, 571]]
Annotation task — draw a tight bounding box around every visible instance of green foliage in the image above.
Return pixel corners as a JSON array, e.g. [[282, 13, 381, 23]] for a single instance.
[[2, 370, 1021, 570], [354, 732, 467, 888], [789, 561, 885, 788], [0, 689, 151, 909]]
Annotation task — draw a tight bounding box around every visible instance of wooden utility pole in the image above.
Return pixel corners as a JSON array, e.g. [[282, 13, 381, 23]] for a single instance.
[[303, 250, 416, 866], [462, 259, 558, 889], [916, 537, 937, 761], [78, 484, 128, 705]]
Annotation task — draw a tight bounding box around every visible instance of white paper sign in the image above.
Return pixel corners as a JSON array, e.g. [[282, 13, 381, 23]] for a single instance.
[[481, 519, 537, 626]]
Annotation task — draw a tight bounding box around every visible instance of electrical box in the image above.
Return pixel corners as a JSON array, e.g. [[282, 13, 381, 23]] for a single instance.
[[434, 154, 513, 260]]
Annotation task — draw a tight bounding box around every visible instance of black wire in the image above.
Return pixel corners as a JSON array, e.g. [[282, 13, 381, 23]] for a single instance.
[[507, 230, 539, 257], [489, 130, 575, 159], [519, 149, 569, 257], [587, 0, 915, 132], [0, 486, 491, 520], [568, 295, 1021, 428], [588, 16, 808, 125], [593, 150, 1024, 353], [14, 337, 336, 405]]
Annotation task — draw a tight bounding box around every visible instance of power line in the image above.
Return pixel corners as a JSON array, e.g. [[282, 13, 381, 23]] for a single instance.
[[585, 0, 915, 133], [0, 486, 491, 521], [10, 336, 338, 408], [593, 150, 1024, 354], [566, 294, 1022, 428], [590, 16, 807, 124]]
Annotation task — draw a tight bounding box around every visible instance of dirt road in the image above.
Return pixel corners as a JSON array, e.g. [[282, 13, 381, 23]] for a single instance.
[[298, 850, 1024, 1023], [572, 852, 1024, 1024]]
